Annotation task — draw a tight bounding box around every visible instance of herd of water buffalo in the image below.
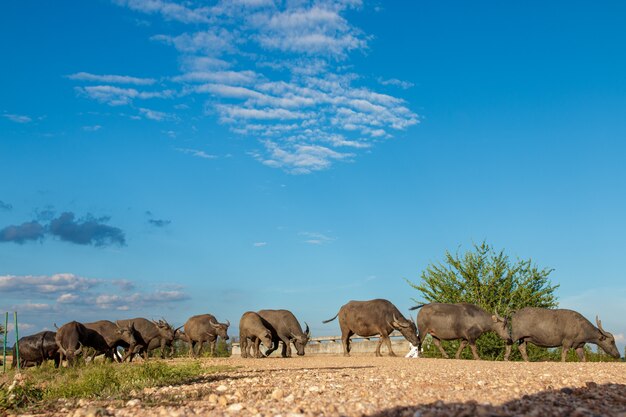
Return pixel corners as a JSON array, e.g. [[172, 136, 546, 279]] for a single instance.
[[9, 298, 622, 369]]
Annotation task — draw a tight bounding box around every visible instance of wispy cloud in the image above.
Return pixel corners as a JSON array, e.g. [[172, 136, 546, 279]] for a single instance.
[[0, 200, 13, 211], [378, 77, 414, 89], [176, 148, 217, 159], [68, 72, 157, 85], [2, 273, 190, 313], [253, 242, 268, 247], [139, 107, 176, 121], [0, 273, 100, 295], [82, 124, 103, 132], [69, 0, 418, 174], [299, 231, 336, 245], [2, 113, 32, 123], [148, 219, 171, 227]]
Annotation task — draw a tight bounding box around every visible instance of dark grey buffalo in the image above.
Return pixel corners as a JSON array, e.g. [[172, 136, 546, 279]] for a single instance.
[[239, 312, 273, 358], [116, 318, 179, 360], [323, 299, 419, 357], [183, 314, 230, 357], [84, 320, 138, 362], [12, 331, 60, 368], [55, 321, 109, 365], [504, 307, 621, 362], [410, 303, 510, 360], [255, 309, 310, 358]]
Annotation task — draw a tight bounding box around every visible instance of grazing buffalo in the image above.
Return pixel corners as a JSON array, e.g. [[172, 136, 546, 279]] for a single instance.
[[183, 314, 230, 357], [55, 321, 109, 365], [12, 331, 60, 368], [410, 303, 510, 360], [84, 320, 138, 362], [504, 307, 621, 362], [239, 312, 273, 358], [255, 309, 310, 357], [323, 299, 419, 357], [116, 318, 179, 360]]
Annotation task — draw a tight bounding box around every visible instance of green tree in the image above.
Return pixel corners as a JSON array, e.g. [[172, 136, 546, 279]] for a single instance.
[[407, 242, 559, 360]]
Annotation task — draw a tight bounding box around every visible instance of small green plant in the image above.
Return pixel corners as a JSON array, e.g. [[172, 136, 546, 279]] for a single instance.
[[0, 360, 229, 412]]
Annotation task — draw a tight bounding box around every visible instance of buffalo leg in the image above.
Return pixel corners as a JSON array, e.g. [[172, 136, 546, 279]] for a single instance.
[[253, 339, 265, 358], [198, 340, 206, 357], [342, 332, 353, 357], [575, 347, 586, 362], [375, 337, 384, 357], [384, 335, 396, 357], [432, 337, 449, 359], [504, 342, 512, 361], [240, 338, 247, 358], [561, 344, 571, 362], [455, 340, 468, 359], [279, 337, 292, 357], [518, 340, 529, 361], [469, 342, 481, 360]]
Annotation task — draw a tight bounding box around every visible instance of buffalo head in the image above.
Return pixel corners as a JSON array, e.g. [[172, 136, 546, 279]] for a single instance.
[[390, 314, 419, 346], [291, 322, 311, 356], [210, 319, 230, 340], [596, 316, 620, 359], [491, 313, 511, 342]]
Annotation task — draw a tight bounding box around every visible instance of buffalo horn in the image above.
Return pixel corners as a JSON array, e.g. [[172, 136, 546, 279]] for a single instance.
[[225, 320, 230, 327], [393, 314, 410, 328], [305, 322, 310, 337], [175, 325, 184, 332], [596, 316, 609, 336], [75, 343, 83, 356], [209, 320, 220, 329]]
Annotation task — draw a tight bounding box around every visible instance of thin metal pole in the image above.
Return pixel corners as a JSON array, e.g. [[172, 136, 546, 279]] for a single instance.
[[3, 312, 7, 372], [14, 312, 20, 371]]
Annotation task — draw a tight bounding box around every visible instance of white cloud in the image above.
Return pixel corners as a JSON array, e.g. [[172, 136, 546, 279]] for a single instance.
[[253, 242, 268, 247], [259, 141, 353, 174], [176, 71, 258, 85], [138, 107, 176, 121], [3, 113, 32, 123], [68, 72, 156, 85], [378, 77, 414, 89], [82, 125, 102, 131], [76, 85, 175, 106], [176, 148, 217, 159], [0, 273, 100, 295], [299, 231, 336, 245], [70, 0, 418, 174], [112, 0, 210, 24]]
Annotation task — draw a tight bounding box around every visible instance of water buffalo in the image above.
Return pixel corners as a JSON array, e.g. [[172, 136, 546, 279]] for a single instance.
[[183, 314, 230, 357], [504, 307, 621, 362], [239, 312, 273, 358], [410, 303, 510, 360], [55, 321, 109, 365], [116, 318, 179, 360], [255, 309, 310, 358], [12, 331, 60, 368], [84, 320, 138, 362], [323, 299, 419, 357]]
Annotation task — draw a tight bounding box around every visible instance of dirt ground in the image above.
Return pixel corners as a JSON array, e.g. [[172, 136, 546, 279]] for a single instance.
[[27, 356, 626, 417]]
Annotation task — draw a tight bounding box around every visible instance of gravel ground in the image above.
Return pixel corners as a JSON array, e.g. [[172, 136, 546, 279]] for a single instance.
[[23, 356, 626, 417]]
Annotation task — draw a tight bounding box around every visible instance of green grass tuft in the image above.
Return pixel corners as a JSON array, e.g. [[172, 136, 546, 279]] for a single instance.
[[0, 360, 229, 411]]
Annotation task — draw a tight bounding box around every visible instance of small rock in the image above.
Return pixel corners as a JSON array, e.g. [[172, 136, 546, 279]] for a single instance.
[[208, 394, 218, 404], [284, 394, 294, 403], [271, 389, 284, 400], [218, 395, 228, 406], [216, 384, 228, 392], [227, 403, 244, 412], [125, 399, 141, 407]]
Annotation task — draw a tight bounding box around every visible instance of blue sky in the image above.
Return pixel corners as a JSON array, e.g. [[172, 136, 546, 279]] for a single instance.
[[1, 1, 625, 353]]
